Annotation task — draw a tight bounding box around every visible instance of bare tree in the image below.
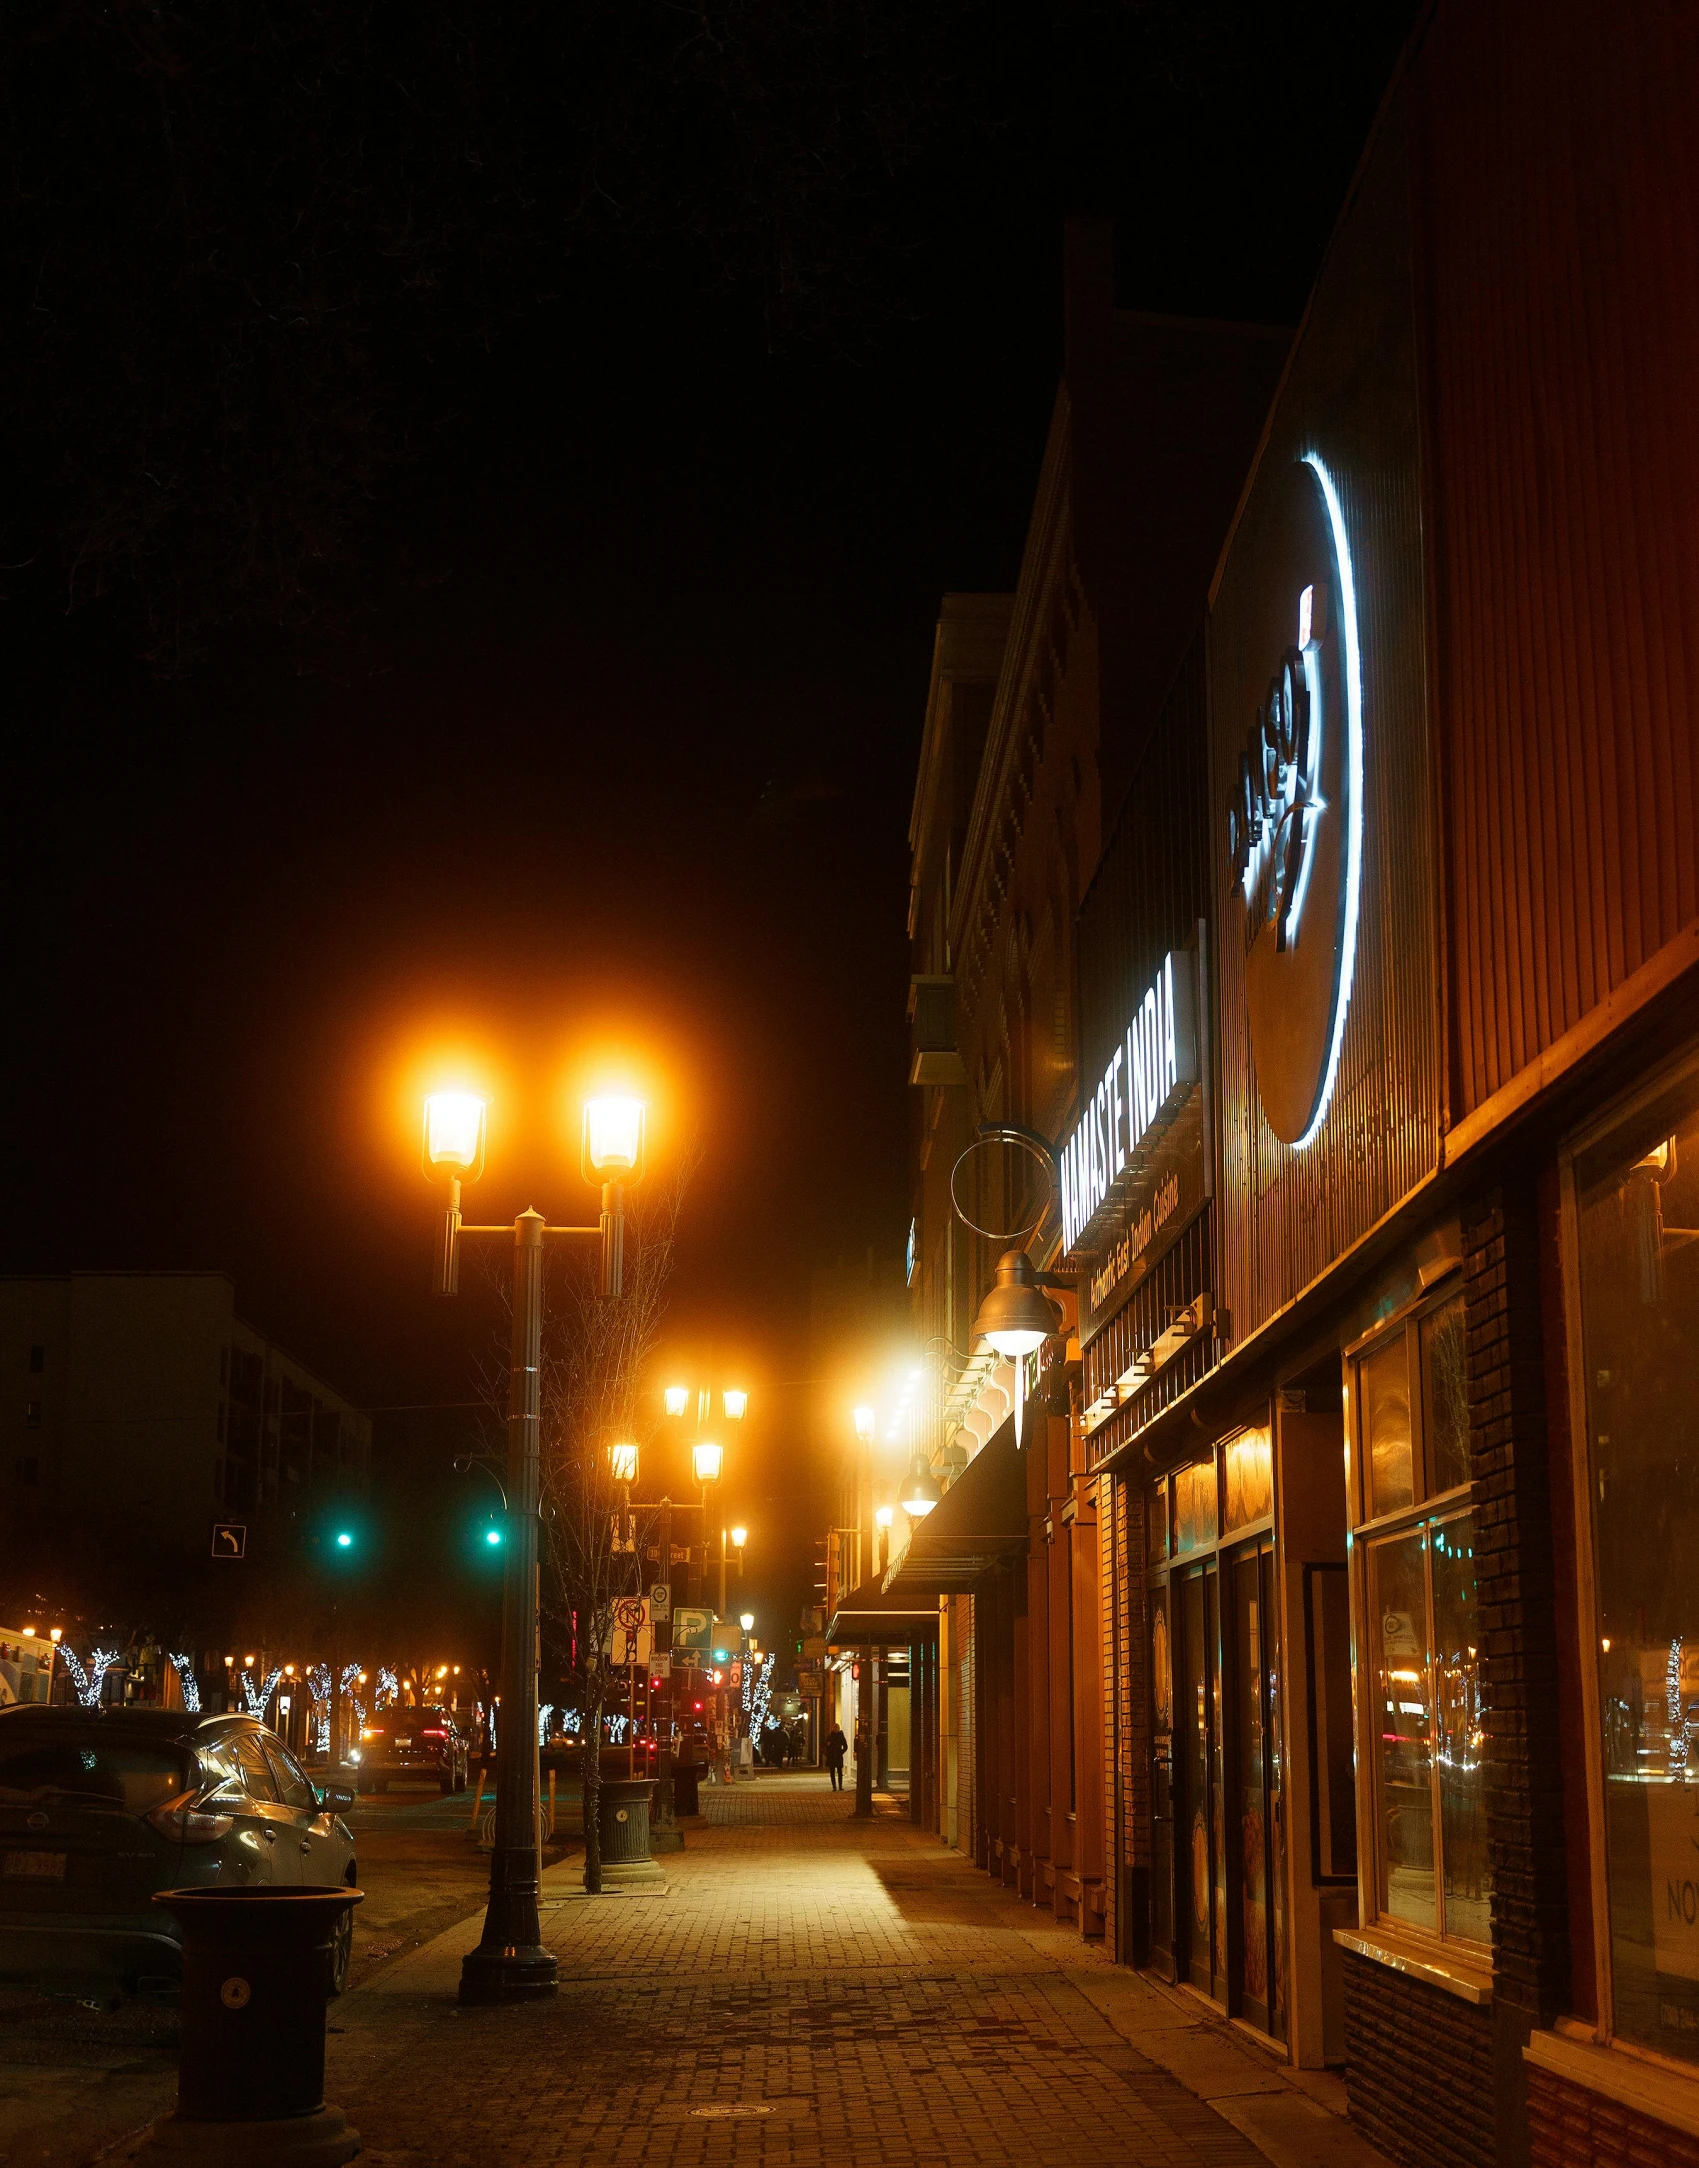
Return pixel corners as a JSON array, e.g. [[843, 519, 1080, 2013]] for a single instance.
[[538, 1158, 694, 1891]]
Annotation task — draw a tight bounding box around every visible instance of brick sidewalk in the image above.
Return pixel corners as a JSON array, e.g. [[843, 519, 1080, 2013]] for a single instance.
[[298, 1774, 1390, 2168]]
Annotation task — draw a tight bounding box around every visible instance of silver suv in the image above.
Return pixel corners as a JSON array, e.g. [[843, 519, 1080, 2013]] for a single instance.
[[0, 1707, 358, 1999]]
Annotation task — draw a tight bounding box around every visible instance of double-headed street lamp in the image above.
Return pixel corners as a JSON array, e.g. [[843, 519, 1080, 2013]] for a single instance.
[[424, 1085, 645, 2006]]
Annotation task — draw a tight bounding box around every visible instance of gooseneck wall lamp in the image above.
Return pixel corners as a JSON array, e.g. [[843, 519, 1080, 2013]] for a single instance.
[[423, 1087, 645, 2009], [970, 1247, 1064, 1448]]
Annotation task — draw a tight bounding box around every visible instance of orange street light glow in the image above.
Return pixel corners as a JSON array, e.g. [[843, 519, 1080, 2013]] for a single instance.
[[584, 1094, 646, 1177], [609, 1441, 640, 1484], [664, 1385, 689, 1417], [853, 1405, 875, 1442], [424, 1091, 487, 1172], [730, 1524, 747, 1549], [722, 1389, 748, 1421], [693, 1440, 724, 1485]]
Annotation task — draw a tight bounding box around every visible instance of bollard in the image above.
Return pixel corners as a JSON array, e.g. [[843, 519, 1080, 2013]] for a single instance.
[[140, 1886, 362, 2165], [466, 1765, 487, 1834]]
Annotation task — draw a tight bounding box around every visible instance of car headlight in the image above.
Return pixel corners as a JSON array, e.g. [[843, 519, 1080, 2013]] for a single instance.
[[347, 1748, 362, 1764]]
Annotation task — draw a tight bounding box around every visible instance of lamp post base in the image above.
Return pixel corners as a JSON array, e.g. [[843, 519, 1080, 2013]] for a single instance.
[[457, 1946, 558, 2004]]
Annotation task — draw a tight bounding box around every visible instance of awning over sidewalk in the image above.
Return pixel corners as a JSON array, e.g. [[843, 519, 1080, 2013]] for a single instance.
[[825, 1577, 939, 1648], [881, 1414, 1028, 1596]]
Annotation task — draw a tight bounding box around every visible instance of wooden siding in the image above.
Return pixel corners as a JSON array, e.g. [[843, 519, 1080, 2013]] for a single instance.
[[1416, 0, 1699, 1119], [1208, 82, 1441, 1347]]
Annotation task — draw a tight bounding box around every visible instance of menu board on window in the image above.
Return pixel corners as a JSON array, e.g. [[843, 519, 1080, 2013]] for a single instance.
[[1649, 1781, 1699, 1985]]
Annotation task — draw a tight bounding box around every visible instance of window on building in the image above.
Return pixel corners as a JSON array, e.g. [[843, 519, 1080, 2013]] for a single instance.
[[1570, 1055, 1699, 2067], [1350, 1280, 1488, 1951], [28, 1345, 44, 1373]]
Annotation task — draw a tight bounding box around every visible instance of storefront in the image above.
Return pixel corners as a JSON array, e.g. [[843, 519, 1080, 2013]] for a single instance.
[[1079, 7, 1699, 2162]]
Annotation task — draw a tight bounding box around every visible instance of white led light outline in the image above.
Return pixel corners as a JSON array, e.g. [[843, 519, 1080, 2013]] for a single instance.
[[1293, 450, 1364, 1151], [1285, 638, 1325, 936]]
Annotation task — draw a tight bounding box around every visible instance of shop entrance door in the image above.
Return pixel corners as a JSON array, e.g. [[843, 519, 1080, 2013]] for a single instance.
[[1230, 1538, 1286, 2040], [1149, 1579, 1175, 1976], [1179, 1561, 1226, 2002]]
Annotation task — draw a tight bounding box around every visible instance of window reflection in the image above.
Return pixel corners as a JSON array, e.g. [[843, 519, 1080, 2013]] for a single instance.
[[1363, 1335, 1414, 1517], [1576, 1077, 1699, 2067], [1423, 1296, 1471, 1496], [1432, 1516, 1487, 1942], [1370, 1529, 1435, 1931]]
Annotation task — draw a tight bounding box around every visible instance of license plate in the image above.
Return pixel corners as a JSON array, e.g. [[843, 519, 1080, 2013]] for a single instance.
[[4, 1850, 67, 1880], [394, 1737, 411, 1748]]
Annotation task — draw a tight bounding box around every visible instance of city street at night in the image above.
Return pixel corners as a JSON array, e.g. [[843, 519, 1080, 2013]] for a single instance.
[[5, 3, 1699, 2165]]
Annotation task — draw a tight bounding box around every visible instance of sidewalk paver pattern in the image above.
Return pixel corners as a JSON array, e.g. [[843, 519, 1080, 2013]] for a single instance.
[[326, 1775, 1378, 2168]]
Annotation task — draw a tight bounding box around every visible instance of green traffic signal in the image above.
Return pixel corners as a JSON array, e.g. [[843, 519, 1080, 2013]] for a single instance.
[[335, 1531, 354, 1549]]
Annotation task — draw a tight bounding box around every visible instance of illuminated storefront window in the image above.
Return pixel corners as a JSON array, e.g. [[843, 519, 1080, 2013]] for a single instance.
[[1351, 1284, 1489, 1949], [1572, 1056, 1699, 2065]]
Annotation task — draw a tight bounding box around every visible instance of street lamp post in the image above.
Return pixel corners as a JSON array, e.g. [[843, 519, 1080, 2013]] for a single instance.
[[424, 1087, 645, 2007]]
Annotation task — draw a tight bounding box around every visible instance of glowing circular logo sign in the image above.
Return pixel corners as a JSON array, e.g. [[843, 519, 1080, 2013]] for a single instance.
[[1227, 452, 1362, 1148]]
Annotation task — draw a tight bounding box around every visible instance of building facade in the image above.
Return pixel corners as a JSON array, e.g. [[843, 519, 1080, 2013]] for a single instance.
[[1065, 5, 1699, 2165], [872, 227, 1287, 1923], [1, 1272, 371, 1614]]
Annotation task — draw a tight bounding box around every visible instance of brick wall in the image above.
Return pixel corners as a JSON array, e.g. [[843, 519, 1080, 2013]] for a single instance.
[[1463, 1185, 1571, 2164], [1527, 2066, 1699, 2168], [1343, 1949, 1495, 2168], [1097, 1468, 1150, 1966], [956, 1594, 976, 1863], [1100, 1471, 1118, 1957]]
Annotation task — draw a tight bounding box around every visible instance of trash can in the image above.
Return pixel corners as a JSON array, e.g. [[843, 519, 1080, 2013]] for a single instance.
[[140, 1885, 362, 2164], [596, 1776, 655, 1865], [671, 1760, 702, 1818]]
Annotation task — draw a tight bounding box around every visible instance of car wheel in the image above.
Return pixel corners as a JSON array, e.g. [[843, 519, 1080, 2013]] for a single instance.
[[329, 1891, 354, 1997]]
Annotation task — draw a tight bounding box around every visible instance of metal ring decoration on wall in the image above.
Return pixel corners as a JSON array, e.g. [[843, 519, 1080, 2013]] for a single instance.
[[948, 1123, 1058, 1241]]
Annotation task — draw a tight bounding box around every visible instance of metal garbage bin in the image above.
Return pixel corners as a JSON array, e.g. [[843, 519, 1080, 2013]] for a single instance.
[[671, 1760, 703, 1818], [140, 1885, 362, 2164], [596, 1776, 655, 1865]]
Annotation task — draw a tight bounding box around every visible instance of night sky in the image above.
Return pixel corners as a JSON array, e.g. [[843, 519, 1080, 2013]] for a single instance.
[[4, 3, 1414, 1651]]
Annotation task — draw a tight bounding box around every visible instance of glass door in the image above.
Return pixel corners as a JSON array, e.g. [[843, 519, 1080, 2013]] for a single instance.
[[1180, 1561, 1226, 2001], [1150, 1579, 1174, 1975], [1231, 1538, 1286, 2039]]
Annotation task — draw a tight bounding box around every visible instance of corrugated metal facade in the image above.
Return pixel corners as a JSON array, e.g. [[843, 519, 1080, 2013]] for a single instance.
[[1417, 0, 1699, 1117], [1208, 84, 1441, 1347]]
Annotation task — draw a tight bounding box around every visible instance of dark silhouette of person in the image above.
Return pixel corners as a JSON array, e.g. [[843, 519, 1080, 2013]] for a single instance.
[[824, 1722, 848, 1791]]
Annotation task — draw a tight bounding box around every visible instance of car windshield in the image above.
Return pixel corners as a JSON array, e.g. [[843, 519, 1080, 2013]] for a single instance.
[[0, 1731, 192, 1812]]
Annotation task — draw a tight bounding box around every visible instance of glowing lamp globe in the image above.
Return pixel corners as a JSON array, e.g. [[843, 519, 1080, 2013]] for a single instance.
[[730, 1525, 747, 1549], [423, 1092, 487, 1178], [693, 1440, 724, 1485], [739, 1612, 755, 1632], [852, 1405, 875, 1442], [972, 1248, 1059, 1358], [875, 1505, 894, 1530], [901, 1465, 941, 1518], [722, 1389, 748, 1421], [609, 1440, 639, 1484], [664, 1385, 689, 1418], [584, 1095, 646, 1179]]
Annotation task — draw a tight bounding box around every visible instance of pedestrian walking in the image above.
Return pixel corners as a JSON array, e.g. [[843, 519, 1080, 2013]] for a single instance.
[[824, 1721, 848, 1791]]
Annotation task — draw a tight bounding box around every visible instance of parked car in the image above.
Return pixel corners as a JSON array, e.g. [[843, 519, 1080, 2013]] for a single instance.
[[0, 1705, 358, 2000], [355, 1706, 469, 1794]]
